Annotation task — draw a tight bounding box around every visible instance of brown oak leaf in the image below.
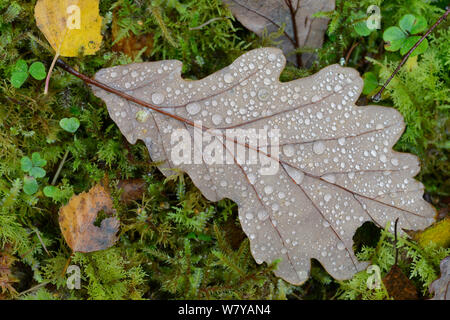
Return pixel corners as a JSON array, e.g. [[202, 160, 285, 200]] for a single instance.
[[222, 0, 335, 67], [430, 256, 450, 300], [90, 47, 435, 284], [59, 184, 120, 253]]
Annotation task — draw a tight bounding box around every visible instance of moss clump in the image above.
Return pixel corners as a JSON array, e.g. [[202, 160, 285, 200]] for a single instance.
[[414, 218, 450, 248]]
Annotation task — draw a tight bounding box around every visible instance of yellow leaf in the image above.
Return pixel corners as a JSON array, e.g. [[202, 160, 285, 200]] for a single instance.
[[59, 184, 119, 253], [35, 0, 103, 57]]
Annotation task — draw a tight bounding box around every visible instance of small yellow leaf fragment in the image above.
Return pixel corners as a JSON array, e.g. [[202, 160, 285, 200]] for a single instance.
[[35, 0, 103, 57]]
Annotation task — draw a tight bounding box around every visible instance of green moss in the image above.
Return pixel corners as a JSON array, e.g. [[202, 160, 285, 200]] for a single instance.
[[0, 0, 448, 300], [337, 223, 450, 299], [415, 218, 450, 248]]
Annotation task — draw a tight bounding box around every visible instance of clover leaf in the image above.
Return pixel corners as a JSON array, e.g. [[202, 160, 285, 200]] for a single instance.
[[383, 27, 407, 51], [20, 156, 33, 172], [354, 21, 372, 37], [10, 60, 47, 88], [32, 152, 47, 167], [400, 36, 428, 56], [29, 62, 47, 81], [11, 60, 29, 88], [20, 152, 47, 178], [23, 176, 39, 195], [43, 186, 62, 200], [399, 14, 427, 34], [383, 14, 428, 57], [59, 118, 80, 133], [15, 59, 28, 73], [30, 167, 46, 179]]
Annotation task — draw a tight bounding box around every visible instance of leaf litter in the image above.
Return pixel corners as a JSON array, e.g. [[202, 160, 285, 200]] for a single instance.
[[59, 184, 119, 253], [222, 0, 335, 67]]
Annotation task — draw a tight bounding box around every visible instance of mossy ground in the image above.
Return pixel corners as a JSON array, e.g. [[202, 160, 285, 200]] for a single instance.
[[0, 0, 448, 300]]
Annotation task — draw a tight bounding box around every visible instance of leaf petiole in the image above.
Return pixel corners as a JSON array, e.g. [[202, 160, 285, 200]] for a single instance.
[[44, 52, 60, 95]]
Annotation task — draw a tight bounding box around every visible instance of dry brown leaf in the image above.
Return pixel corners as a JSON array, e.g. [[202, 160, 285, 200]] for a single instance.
[[430, 256, 450, 300], [91, 47, 435, 284], [223, 0, 335, 67], [117, 178, 147, 204], [59, 185, 119, 253], [0, 245, 18, 296], [111, 11, 153, 59], [382, 265, 418, 300]]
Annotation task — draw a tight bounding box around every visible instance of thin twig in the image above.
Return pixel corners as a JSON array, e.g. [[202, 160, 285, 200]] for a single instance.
[[189, 17, 228, 31], [18, 281, 50, 296], [373, 7, 450, 102], [285, 0, 302, 67], [51, 149, 69, 185], [34, 228, 51, 257], [56, 59, 199, 127], [229, 0, 297, 46], [394, 217, 399, 266], [345, 42, 359, 65]]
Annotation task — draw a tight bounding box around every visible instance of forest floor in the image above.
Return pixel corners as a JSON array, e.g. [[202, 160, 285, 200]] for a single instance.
[[0, 0, 449, 300]]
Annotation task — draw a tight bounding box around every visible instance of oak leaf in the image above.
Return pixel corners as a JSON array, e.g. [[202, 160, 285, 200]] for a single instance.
[[222, 0, 335, 67], [430, 256, 450, 300], [59, 185, 119, 253], [91, 47, 435, 284], [35, 0, 103, 57]]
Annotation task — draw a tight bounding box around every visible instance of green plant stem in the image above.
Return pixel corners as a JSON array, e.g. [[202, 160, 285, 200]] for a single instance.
[[51, 149, 69, 185], [373, 7, 450, 102]]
